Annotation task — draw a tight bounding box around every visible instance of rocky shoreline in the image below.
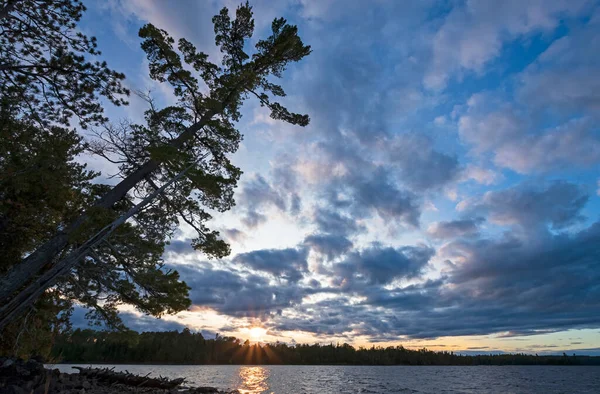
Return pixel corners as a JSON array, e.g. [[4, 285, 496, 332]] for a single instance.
[[0, 358, 239, 394]]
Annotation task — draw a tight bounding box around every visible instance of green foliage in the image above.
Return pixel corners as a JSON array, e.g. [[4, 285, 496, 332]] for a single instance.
[[0, 114, 191, 351], [0, 292, 72, 360], [51, 329, 600, 366], [0, 111, 97, 271], [0, 0, 129, 128]]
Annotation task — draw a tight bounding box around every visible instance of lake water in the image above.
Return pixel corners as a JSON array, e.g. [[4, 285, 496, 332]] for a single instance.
[[49, 364, 600, 393]]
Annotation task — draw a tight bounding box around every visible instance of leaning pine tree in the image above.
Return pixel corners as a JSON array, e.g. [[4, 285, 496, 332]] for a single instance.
[[0, 2, 311, 330]]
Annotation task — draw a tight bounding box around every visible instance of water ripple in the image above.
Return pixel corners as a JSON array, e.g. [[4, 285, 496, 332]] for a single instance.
[[50, 364, 600, 394]]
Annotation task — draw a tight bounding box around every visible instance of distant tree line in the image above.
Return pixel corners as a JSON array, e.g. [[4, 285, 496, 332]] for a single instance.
[[50, 329, 600, 366]]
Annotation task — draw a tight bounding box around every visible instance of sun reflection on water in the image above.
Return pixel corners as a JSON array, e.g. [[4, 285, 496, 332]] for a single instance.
[[237, 366, 270, 394]]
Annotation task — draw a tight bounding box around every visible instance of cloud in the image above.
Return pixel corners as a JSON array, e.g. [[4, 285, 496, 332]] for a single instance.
[[388, 133, 461, 191], [273, 297, 357, 337], [435, 221, 600, 336], [334, 244, 434, 286], [222, 228, 247, 244], [427, 218, 484, 239], [346, 168, 421, 227], [237, 174, 286, 228], [425, 0, 589, 90], [498, 118, 600, 173], [461, 165, 502, 185], [460, 110, 600, 173], [304, 234, 353, 260], [312, 207, 363, 236], [177, 264, 310, 319], [519, 10, 600, 113], [459, 76, 600, 174], [233, 248, 309, 283], [298, 143, 423, 230], [257, 1, 436, 234], [271, 219, 600, 339], [109, 0, 221, 58], [458, 181, 588, 231]]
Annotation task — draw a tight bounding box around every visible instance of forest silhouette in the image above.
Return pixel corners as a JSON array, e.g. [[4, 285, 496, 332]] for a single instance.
[[51, 329, 600, 366]]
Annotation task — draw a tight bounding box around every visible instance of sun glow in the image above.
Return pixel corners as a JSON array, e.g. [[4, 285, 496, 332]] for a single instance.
[[248, 326, 267, 341]]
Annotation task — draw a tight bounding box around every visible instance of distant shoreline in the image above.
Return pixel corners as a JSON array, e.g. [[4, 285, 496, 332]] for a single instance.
[[52, 330, 600, 366]]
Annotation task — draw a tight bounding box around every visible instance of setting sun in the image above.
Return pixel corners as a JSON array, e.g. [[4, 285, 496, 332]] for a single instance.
[[248, 327, 267, 341]]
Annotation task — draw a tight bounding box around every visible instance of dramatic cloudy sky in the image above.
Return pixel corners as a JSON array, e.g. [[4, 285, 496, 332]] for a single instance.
[[75, 0, 600, 355]]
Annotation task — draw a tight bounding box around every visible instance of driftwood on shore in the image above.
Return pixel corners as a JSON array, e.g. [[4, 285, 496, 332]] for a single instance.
[[72, 366, 185, 389], [0, 357, 240, 394]]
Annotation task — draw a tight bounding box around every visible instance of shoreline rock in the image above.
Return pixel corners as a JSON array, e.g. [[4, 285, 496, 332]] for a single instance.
[[0, 358, 239, 394]]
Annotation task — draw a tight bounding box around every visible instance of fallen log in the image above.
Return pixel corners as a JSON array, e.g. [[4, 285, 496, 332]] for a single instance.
[[72, 366, 185, 389], [2, 358, 239, 393]]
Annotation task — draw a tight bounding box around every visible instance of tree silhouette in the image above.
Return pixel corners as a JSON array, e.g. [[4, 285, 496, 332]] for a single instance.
[[50, 329, 600, 366], [0, 0, 128, 128], [0, 2, 310, 332]]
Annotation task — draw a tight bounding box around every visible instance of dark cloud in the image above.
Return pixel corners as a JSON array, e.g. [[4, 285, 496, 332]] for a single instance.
[[233, 247, 309, 283], [459, 106, 600, 174], [272, 157, 299, 194], [237, 174, 286, 228], [358, 279, 443, 311], [271, 158, 303, 216], [241, 211, 267, 229], [290, 193, 301, 215], [350, 169, 421, 226], [240, 174, 286, 209], [252, 3, 435, 233], [159, 222, 600, 341], [165, 179, 597, 339], [270, 219, 600, 339], [304, 234, 353, 260], [222, 228, 247, 243], [313, 207, 364, 236], [334, 244, 434, 286], [519, 13, 600, 113], [427, 217, 484, 239], [461, 181, 588, 231], [176, 264, 310, 319], [388, 134, 461, 191], [307, 142, 422, 228], [275, 297, 362, 337], [432, 221, 600, 337], [236, 169, 303, 228]]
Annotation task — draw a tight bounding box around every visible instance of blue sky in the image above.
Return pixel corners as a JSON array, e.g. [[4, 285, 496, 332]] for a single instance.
[[74, 0, 600, 355]]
